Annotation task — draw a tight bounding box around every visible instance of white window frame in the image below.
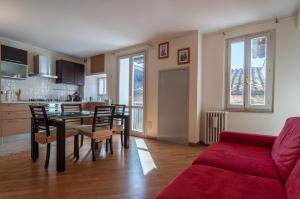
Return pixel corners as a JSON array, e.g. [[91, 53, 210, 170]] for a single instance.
[[226, 30, 275, 112], [98, 77, 107, 100]]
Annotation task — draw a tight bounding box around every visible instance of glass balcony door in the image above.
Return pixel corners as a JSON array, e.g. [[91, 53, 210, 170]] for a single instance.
[[118, 53, 145, 137]]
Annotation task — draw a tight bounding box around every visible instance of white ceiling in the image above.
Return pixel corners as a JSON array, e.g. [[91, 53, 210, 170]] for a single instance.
[[0, 0, 299, 57]]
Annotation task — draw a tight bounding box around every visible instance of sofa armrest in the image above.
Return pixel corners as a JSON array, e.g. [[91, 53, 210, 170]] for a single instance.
[[219, 131, 277, 148]]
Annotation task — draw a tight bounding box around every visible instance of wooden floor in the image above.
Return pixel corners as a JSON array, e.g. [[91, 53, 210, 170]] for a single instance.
[[0, 135, 205, 199]]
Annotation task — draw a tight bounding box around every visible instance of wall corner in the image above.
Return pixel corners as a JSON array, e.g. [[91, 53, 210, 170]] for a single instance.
[[297, 8, 300, 30]]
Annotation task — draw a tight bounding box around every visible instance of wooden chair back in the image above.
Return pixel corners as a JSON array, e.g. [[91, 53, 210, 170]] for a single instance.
[[29, 105, 51, 136], [92, 106, 115, 132], [61, 103, 83, 126], [111, 104, 126, 125]]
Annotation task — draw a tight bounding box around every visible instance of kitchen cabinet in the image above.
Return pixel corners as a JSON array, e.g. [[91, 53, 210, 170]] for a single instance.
[[74, 63, 85, 86], [1, 45, 28, 65], [0, 104, 31, 137], [56, 60, 85, 85], [1, 61, 28, 79], [90, 54, 105, 74], [56, 60, 74, 84]]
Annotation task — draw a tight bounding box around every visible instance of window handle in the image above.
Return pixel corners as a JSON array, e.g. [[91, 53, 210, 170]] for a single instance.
[[245, 77, 250, 85]]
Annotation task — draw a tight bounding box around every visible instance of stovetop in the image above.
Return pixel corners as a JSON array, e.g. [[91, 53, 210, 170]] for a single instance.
[[28, 99, 66, 102]]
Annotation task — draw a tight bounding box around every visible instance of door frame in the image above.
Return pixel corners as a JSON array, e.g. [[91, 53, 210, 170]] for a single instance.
[[157, 67, 190, 144], [117, 51, 147, 138]]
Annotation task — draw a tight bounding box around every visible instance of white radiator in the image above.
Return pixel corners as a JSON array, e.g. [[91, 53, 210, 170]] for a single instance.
[[205, 111, 228, 145]]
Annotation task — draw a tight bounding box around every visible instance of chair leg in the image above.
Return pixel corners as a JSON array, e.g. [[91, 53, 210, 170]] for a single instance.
[[109, 136, 113, 155], [45, 143, 51, 169], [120, 131, 124, 146], [32, 125, 39, 162], [105, 139, 109, 152], [74, 135, 79, 160], [33, 141, 39, 162], [91, 139, 96, 161], [80, 134, 84, 147]]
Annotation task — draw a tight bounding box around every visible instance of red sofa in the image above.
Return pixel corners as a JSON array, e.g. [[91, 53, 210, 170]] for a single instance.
[[155, 117, 300, 199]]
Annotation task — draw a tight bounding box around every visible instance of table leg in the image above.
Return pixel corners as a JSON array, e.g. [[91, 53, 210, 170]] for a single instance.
[[54, 120, 66, 172], [31, 118, 38, 161], [124, 116, 130, 148]]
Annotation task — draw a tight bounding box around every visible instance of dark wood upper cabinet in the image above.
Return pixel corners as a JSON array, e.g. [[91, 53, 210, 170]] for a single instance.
[[1, 45, 28, 65], [74, 63, 85, 86], [56, 60, 84, 85], [90, 54, 104, 74]]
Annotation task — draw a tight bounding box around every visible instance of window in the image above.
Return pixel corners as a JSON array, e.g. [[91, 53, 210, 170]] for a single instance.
[[226, 31, 274, 112], [98, 77, 107, 100]]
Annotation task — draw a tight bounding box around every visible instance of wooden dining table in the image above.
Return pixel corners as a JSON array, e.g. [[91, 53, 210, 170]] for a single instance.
[[30, 111, 130, 172]]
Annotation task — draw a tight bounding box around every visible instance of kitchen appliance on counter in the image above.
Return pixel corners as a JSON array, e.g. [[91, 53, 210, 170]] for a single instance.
[[66, 92, 81, 102], [4, 90, 13, 101], [48, 102, 60, 112], [66, 95, 72, 102], [28, 99, 61, 112], [73, 93, 81, 101], [67, 91, 82, 102]]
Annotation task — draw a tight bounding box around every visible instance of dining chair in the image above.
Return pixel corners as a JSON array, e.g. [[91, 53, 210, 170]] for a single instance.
[[76, 105, 115, 161], [111, 104, 126, 146], [29, 105, 79, 169], [61, 103, 85, 147]]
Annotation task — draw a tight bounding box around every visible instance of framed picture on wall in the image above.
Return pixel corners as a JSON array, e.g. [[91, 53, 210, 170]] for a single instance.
[[158, 42, 169, 59], [177, 47, 190, 65]]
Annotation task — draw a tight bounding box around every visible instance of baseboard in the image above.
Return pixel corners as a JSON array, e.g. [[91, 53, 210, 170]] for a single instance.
[[188, 142, 201, 146], [199, 141, 209, 146], [145, 135, 158, 140], [145, 136, 206, 147]]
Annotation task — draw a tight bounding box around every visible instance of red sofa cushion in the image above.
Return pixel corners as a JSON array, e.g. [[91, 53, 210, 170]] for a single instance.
[[285, 158, 300, 199], [271, 117, 300, 181], [155, 165, 285, 199], [193, 142, 280, 179], [220, 131, 277, 148]]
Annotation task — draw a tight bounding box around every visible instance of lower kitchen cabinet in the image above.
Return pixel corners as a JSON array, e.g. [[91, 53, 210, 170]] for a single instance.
[[0, 104, 31, 137], [1, 119, 31, 136], [0, 103, 107, 137]]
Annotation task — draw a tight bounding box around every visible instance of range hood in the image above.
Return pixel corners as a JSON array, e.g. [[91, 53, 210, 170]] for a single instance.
[[32, 55, 58, 78]]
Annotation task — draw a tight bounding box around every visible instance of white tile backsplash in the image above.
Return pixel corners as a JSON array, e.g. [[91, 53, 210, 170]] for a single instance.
[[1, 76, 78, 101]]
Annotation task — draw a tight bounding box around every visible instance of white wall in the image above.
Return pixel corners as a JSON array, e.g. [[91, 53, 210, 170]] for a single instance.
[[105, 32, 202, 143], [84, 74, 107, 101], [297, 8, 300, 30], [201, 16, 300, 140], [84, 76, 98, 101], [149, 32, 201, 143]]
